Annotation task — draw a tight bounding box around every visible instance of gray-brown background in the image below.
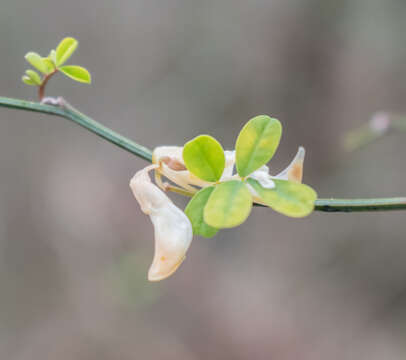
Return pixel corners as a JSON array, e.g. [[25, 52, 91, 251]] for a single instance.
[[1, 1, 406, 359]]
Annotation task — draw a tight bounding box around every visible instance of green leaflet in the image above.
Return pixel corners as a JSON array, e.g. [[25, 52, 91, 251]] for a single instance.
[[204, 180, 252, 228], [25, 52, 48, 74], [59, 65, 91, 83], [22, 76, 36, 86], [49, 50, 57, 64], [235, 115, 282, 177], [185, 186, 218, 238], [56, 37, 78, 66], [42, 57, 55, 74], [183, 135, 225, 182], [247, 178, 317, 217], [25, 70, 41, 85]]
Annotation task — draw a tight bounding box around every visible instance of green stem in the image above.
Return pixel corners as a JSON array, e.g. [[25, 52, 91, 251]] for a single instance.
[[314, 198, 406, 212], [38, 69, 58, 101], [0, 96, 152, 162], [1, 96, 405, 212]]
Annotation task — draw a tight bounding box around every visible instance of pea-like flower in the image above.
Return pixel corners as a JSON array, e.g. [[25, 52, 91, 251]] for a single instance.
[[151, 145, 305, 193], [130, 115, 316, 281]]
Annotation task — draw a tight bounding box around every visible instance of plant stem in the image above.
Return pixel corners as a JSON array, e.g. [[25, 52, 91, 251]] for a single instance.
[[38, 69, 57, 101], [314, 198, 406, 212], [0, 96, 152, 162], [0, 96, 405, 212]]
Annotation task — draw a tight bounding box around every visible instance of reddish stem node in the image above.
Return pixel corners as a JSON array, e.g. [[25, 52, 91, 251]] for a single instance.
[[38, 69, 58, 101]]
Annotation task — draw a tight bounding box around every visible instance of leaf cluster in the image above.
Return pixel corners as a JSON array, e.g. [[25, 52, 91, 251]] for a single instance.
[[22, 37, 91, 89], [183, 115, 317, 237]]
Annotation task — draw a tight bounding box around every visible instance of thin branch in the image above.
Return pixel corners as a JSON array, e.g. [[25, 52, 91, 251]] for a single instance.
[[0, 96, 152, 162], [1, 96, 405, 212], [343, 111, 406, 151], [314, 198, 406, 212]]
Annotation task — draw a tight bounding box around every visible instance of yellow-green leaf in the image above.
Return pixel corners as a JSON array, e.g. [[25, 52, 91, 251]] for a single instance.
[[22, 75, 36, 86], [185, 187, 218, 238], [49, 50, 57, 64], [204, 180, 252, 228], [25, 70, 41, 85], [42, 57, 55, 74], [183, 135, 225, 182], [236, 115, 282, 177], [247, 178, 317, 217], [59, 65, 91, 83], [25, 52, 48, 74], [56, 37, 78, 66]]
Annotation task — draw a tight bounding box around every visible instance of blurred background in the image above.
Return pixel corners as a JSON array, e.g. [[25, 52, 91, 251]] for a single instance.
[[1, 0, 406, 359]]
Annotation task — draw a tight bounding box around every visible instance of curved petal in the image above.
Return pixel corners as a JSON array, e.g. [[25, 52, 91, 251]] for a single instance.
[[274, 146, 305, 183], [249, 165, 275, 189], [130, 165, 192, 281], [220, 150, 236, 180], [148, 203, 192, 281]]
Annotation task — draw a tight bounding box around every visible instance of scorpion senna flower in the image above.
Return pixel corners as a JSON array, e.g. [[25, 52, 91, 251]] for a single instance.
[[130, 164, 192, 281], [130, 145, 306, 281], [151, 145, 305, 193], [152, 146, 236, 191]]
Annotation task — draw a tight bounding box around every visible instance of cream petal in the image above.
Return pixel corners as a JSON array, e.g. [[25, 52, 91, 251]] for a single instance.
[[249, 165, 275, 189], [274, 146, 305, 183], [153, 146, 202, 191], [220, 150, 236, 180], [153, 147, 238, 192], [130, 165, 167, 213], [152, 146, 184, 165], [130, 165, 192, 281], [148, 204, 192, 281]]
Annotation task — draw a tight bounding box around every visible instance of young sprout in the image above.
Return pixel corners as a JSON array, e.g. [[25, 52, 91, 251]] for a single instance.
[[22, 37, 91, 101]]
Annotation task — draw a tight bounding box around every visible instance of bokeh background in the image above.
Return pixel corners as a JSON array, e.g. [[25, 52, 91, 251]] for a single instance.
[[1, 1, 406, 359]]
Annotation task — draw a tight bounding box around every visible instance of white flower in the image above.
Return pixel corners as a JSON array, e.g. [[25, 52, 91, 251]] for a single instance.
[[130, 165, 192, 281], [152, 145, 305, 194], [130, 145, 306, 281]]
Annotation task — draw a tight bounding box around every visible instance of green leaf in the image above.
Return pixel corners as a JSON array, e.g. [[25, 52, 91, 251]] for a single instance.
[[42, 57, 55, 74], [56, 37, 78, 66], [247, 178, 317, 217], [185, 187, 218, 238], [22, 75, 36, 86], [59, 65, 91, 83], [25, 52, 48, 74], [49, 50, 57, 64], [25, 70, 41, 85], [204, 180, 252, 228], [183, 135, 225, 182], [235, 115, 282, 177]]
